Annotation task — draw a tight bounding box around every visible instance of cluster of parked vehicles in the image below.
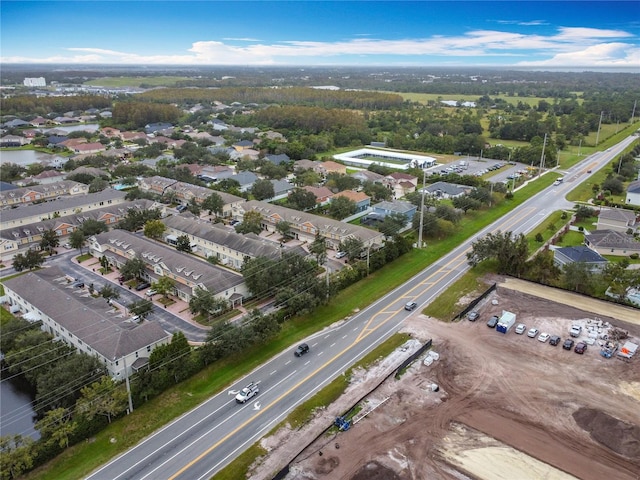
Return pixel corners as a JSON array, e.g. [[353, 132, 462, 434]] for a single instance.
[[468, 311, 588, 354]]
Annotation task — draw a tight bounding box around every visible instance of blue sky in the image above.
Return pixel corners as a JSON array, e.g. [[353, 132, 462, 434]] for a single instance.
[[1, 1, 639, 69]]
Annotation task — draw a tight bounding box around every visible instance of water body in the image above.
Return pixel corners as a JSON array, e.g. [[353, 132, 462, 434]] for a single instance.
[[0, 123, 100, 167], [0, 149, 62, 167], [0, 377, 39, 439]]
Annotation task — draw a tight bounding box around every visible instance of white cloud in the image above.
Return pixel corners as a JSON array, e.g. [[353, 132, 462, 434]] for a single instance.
[[1, 26, 637, 68], [517, 42, 640, 67], [222, 37, 262, 42]]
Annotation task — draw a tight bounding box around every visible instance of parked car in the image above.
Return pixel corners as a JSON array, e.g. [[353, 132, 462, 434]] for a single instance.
[[515, 323, 527, 335], [527, 327, 539, 338], [537, 332, 550, 343], [404, 301, 418, 311], [467, 311, 479, 321], [72, 281, 84, 288], [64, 243, 71, 249], [563, 339, 575, 350], [294, 343, 310, 357], [135, 282, 151, 291], [574, 342, 587, 354], [486, 315, 499, 328], [146, 289, 157, 297], [176, 205, 188, 213], [335, 251, 347, 259], [235, 382, 259, 403], [569, 325, 582, 338], [549, 335, 561, 346]]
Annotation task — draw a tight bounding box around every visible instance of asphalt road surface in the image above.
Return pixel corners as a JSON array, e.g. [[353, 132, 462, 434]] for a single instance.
[[85, 135, 637, 479]]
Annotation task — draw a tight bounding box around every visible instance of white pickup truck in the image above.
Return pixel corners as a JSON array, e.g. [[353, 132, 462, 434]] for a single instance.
[[569, 324, 582, 338]]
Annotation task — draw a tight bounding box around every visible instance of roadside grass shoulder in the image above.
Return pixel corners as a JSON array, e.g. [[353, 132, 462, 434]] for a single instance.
[[525, 210, 570, 253]]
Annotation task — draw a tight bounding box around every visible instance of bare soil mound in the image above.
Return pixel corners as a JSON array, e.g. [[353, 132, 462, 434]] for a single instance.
[[350, 461, 402, 480], [573, 407, 640, 458]]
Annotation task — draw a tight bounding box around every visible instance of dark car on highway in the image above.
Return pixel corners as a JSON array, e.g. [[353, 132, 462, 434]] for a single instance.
[[563, 339, 575, 350], [294, 343, 310, 357]]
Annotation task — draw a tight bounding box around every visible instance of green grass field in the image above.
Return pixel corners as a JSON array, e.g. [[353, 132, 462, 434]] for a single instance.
[[84, 76, 191, 87], [397, 92, 558, 107]]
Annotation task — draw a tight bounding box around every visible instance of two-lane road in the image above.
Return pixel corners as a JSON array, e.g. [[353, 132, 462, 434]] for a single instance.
[[87, 135, 637, 479]]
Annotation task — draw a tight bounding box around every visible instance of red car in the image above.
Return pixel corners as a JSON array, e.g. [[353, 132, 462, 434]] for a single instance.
[[574, 342, 587, 354]]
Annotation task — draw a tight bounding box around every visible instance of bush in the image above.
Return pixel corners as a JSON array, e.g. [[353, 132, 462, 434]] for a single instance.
[[630, 253, 639, 260], [578, 226, 584, 231]]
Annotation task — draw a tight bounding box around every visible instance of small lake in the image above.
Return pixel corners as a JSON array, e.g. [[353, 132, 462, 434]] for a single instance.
[[0, 149, 64, 167], [0, 376, 39, 439]]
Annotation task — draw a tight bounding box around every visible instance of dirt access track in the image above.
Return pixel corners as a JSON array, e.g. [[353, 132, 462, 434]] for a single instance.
[[249, 277, 640, 480]]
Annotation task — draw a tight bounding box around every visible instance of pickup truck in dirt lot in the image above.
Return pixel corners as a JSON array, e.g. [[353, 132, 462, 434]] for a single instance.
[[570, 325, 582, 337]]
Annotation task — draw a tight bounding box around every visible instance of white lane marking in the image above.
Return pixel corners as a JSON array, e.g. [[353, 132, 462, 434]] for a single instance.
[[330, 343, 335, 347], [270, 370, 276, 376], [304, 360, 310, 366], [285, 360, 291, 365]]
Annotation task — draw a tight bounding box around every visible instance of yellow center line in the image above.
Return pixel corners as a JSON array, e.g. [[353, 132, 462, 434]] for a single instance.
[[171, 204, 541, 478]]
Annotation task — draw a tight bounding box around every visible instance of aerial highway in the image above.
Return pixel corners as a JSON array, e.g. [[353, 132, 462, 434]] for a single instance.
[[86, 135, 637, 480]]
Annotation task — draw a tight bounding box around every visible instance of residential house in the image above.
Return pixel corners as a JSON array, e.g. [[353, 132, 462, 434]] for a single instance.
[[29, 116, 49, 127], [89, 230, 248, 307], [101, 127, 121, 138], [421, 181, 471, 199], [552, 245, 608, 271], [270, 179, 295, 197], [264, 153, 291, 166], [121, 131, 148, 142], [230, 171, 259, 193], [350, 170, 385, 184], [236, 200, 384, 251], [626, 180, 640, 207], [229, 148, 260, 161], [294, 159, 320, 172], [371, 200, 417, 223], [232, 140, 254, 151], [584, 230, 640, 256], [0, 180, 89, 208], [316, 160, 347, 176], [597, 208, 638, 233], [303, 186, 334, 205], [3, 266, 170, 379], [145, 122, 173, 134], [2, 119, 30, 128], [73, 142, 106, 155], [22, 169, 66, 185], [331, 190, 371, 213], [0, 135, 31, 147], [384, 172, 418, 199]]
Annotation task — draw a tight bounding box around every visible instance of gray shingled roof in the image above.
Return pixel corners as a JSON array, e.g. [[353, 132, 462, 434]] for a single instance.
[[241, 200, 383, 244], [586, 230, 640, 251], [555, 246, 607, 263], [0, 180, 87, 203], [1, 199, 159, 242], [162, 215, 306, 260], [1, 189, 127, 224], [3, 267, 169, 361], [91, 230, 245, 294]]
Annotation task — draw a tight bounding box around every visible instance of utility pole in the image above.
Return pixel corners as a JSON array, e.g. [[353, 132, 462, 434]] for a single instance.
[[578, 138, 582, 156], [631, 100, 637, 124], [538, 133, 547, 177], [595, 111, 604, 146], [417, 168, 427, 248], [123, 356, 134, 414]]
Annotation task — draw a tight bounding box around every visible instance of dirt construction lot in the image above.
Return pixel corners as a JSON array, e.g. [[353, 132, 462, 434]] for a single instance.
[[250, 278, 640, 480]]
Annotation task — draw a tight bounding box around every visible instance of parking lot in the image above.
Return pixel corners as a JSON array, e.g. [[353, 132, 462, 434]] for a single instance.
[[425, 157, 535, 185]]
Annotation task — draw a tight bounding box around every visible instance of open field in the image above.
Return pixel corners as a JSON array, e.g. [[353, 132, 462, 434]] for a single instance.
[[249, 278, 640, 480], [84, 76, 190, 87], [397, 92, 558, 107]]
